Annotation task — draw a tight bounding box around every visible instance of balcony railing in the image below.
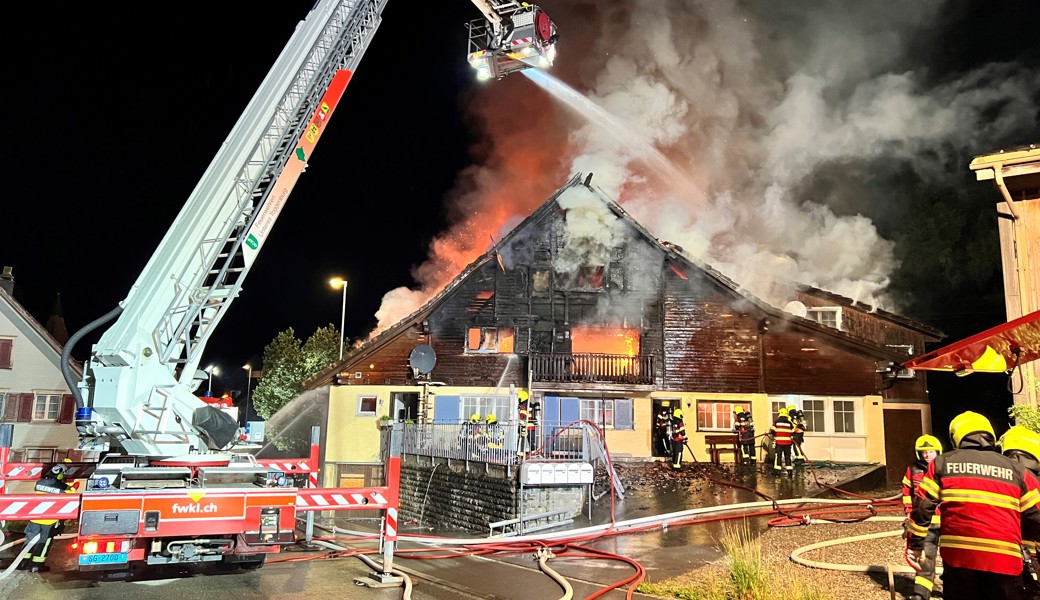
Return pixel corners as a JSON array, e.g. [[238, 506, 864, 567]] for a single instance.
[[398, 422, 594, 467], [530, 352, 654, 384]]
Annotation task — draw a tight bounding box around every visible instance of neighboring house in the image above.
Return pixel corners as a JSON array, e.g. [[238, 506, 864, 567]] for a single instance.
[[303, 174, 942, 485], [0, 272, 81, 464]]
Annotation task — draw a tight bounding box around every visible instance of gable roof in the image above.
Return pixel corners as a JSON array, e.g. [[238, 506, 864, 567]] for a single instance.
[[0, 285, 84, 378], [304, 174, 921, 388]]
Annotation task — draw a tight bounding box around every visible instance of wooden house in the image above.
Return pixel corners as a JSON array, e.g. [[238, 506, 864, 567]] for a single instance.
[[303, 174, 941, 486]]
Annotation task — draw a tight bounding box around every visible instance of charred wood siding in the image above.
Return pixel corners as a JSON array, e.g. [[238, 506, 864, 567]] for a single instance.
[[662, 271, 763, 392], [338, 329, 427, 386], [762, 332, 878, 395]]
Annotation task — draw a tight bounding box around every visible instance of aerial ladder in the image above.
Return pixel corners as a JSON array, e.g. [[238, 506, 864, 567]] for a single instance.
[[1, 0, 558, 575]]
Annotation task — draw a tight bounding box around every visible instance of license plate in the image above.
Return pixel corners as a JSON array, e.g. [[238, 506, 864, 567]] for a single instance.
[[79, 552, 129, 565]]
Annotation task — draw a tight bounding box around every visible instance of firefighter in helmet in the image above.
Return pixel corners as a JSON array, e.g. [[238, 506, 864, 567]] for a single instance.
[[787, 403, 807, 463], [908, 411, 1040, 600], [768, 408, 795, 477], [19, 463, 71, 572], [484, 413, 504, 450], [732, 406, 756, 463], [670, 408, 687, 470], [1000, 425, 1040, 598], [655, 401, 673, 457], [901, 434, 942, 600], [517, 391, 537, 457]]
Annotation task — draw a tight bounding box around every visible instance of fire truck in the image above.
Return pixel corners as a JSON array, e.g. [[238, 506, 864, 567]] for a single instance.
[[0, 0, 557, 575]]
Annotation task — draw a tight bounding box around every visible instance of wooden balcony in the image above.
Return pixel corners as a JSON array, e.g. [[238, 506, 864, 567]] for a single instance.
[[530, 353, 655, 385]]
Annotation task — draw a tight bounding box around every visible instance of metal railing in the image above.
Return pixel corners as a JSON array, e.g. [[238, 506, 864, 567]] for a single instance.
[[400, 421, 598, 467], [529, 353, 654, 384], [402, 421, 522, 466]]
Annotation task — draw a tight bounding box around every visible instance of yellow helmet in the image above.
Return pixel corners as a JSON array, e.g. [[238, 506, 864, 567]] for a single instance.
[[778, 407, 789, 418], [1001, 426, 1040, 461], [949, 411, 995, 448], [518, 390, 529, 402], [787, 404, 797, 412], [733, 406, 744, 414], [485, 414, 497, 424], [914, 434, 943, 455], [673, 409, 683, 419], [470, 413, 481, 423]]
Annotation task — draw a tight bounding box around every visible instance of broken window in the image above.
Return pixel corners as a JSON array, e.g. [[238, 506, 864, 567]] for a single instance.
[[466, 326, 515, 353]]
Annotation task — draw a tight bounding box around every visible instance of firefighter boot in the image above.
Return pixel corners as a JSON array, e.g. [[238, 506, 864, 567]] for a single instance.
[[30, 563, 51, 573], [16, 558, 31, 570]]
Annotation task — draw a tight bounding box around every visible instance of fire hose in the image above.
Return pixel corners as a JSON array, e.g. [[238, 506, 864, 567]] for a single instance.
[[0, 533, 40, 581]]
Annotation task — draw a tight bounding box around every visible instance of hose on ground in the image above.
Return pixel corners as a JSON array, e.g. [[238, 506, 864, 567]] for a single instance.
[[789, 524, 943, 576], [0, 533, 40, 581], [314, 539, 413, 600], [535, 547, 573, 600]]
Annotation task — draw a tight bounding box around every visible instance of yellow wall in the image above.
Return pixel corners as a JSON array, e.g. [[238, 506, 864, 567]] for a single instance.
[[325, 385, 393, 463], [863, 395, 886, 463], [604, 396, 653, 456]]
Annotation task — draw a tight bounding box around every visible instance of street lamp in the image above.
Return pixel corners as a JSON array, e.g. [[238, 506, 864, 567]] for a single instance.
[[243, 364, 252, 424], [329, 277, 348, 360], [205, 365, 220, 397]]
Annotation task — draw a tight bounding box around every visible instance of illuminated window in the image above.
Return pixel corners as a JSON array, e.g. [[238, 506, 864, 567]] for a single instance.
[[695, 401, 737, 431], [465, 326, 515, 354], [33, 394, 61, 421]]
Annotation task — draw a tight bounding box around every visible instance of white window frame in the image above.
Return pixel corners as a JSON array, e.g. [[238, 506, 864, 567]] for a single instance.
[[0, 338, 12, 370], [356, 395, 378, 417], [464, 326, 514, 354], [33, 393, 61, 422], [806, 307, 842, 330], [801, 399, 826, 433], [833, 399, 857, 434], [461, 395, 510, 423], [579, 398, 616, 430], [769, 395, 861, 436], [695, 400, 737, 432]]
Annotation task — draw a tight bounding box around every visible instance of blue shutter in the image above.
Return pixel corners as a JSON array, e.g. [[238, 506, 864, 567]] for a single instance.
[[614, 398, 634, 430], [432, 395, 460, 424]]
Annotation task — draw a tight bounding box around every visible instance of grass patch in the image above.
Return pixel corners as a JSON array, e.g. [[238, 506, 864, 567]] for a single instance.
[[636, 520, 834, 600]]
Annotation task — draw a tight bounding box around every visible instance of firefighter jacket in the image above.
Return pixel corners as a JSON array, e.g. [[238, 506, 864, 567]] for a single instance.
[[901, 460, 940, 525], [671, 418, 687, 442], [655, 410, 671, 433], [31, 477, 70, 526], [909, 436, 1040, 576], [769, 416, 794, 446], [518, 404, 536, 432], [733, 413, 755, 443]]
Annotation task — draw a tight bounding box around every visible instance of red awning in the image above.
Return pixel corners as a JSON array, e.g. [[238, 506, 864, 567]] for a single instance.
[[903, 310, 1040, 374]]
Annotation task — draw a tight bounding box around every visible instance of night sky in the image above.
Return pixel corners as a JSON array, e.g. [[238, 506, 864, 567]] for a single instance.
[[3, 1, 1039, 425]]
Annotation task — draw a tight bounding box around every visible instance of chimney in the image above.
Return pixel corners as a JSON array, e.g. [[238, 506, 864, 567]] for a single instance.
[[0, 266, 13, 295]]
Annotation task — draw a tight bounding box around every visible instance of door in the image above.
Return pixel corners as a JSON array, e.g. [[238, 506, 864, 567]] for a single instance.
[[883, 408, 922, 483]]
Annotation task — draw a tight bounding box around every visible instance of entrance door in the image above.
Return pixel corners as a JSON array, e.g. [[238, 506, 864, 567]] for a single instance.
[[651, 399, 677, 457], [883, 408, 922, 483], [392, 392, 420, 422]]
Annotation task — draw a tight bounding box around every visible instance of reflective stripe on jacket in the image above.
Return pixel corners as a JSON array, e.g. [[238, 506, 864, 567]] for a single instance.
[[901, 463, 940, 525], [910, 446, 1040, 575], [770, 418, 793, 446]]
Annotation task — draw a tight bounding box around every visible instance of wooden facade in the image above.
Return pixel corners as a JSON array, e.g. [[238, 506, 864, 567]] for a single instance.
[[307, 175, 942, 469]]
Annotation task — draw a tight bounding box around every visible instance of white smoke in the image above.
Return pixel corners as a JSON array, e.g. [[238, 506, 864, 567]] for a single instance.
[[370, 0, 1040, 334]]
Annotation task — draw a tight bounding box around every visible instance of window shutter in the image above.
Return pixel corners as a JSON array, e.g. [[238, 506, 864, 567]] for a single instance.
[[17, 393, 34, 422], [58, 394, 76, 424], [3, 393, 18, 421], [615, 399, 634, 430], [0, 339, 12, 369]]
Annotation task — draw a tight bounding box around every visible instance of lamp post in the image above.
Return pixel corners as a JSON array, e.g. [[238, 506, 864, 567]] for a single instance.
[[205, 365, 220, 397], [243, 364, 252, 423], [329, 277, 348, 360]]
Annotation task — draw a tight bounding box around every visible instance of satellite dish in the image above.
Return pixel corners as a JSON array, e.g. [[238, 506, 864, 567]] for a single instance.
[[783, 301, 808, 318], [409, 344, 437, 375]]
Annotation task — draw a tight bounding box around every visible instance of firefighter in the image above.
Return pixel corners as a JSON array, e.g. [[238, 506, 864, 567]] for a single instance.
[[655, 401, 673, 456], [517, 391, 537, 457], [19, 464, 71, 572], [901, 434, 943, 600], [787, 403, 807, 463], [732, 406, 756, 463], [908, 411, 1040, 600], [670, 408, 687, 470], [467, 413, 484, 458], [484, 413, 504, 451], [1000, 425, 1040, 599], [769, 408, 795, 477]]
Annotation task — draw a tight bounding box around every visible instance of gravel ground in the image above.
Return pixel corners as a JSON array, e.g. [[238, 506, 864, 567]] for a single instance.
[[656, 485, 946, 600]]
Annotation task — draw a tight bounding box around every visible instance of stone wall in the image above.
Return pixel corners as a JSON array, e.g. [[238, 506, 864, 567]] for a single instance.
[[399, 456, 588, 533]]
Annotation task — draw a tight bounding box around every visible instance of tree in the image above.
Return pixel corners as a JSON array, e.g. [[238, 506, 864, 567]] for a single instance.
[[251, 324, 340, 421]]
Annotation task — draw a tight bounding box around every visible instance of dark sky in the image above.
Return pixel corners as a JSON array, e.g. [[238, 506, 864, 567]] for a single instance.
[[3, 1, 1039, 414]]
